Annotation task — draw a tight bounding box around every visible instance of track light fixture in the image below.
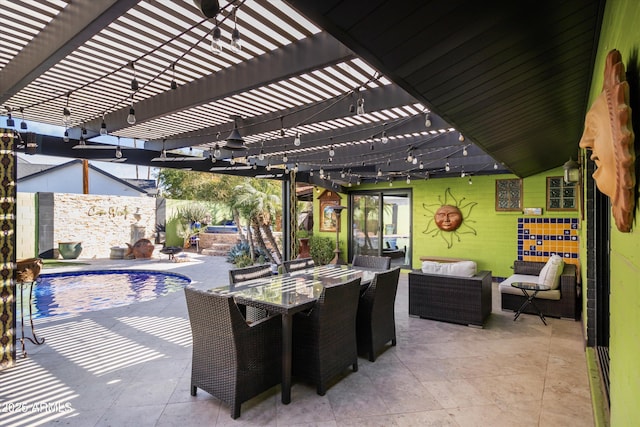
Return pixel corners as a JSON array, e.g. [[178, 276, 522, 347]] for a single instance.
[[127, 96, 136, 125], [160, 140, 167, 159], [211, 17, 223, 54], [19, 108, 27, 130], [356, 89, 365, 115], [5, 108, 14, 127], [100, 114, 108, 136], [115, 139, 123, 159], [230, 6, 242, 53], [130, 61, 139, 91], [62, 92, 71, 125], [407, 150, 414, 163], [170, 62, 178, 89], [424, 113, 431, 128]]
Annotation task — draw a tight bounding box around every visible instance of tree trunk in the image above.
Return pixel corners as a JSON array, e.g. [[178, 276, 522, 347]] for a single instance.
[[233, 209, 246, 243], [245, 218, 255, 261], [251, 217, 273, 263], [261, 222, 282, 265]]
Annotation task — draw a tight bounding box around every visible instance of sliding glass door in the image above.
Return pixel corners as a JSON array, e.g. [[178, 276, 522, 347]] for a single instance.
[[349, 190, 411, 268]]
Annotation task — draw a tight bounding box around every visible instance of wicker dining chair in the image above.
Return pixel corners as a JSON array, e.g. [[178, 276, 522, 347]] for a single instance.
[[184, 286, 282, 419], [228, 263, 273, 284], [356, 267, 401, 362], [351, 255, 391, 270], [229, 263, 273, 321], [292, 277, 361, 396], [282, 257, 315, 273]]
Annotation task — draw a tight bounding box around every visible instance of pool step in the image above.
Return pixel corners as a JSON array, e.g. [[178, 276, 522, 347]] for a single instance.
[[201, 243, 234, 257]]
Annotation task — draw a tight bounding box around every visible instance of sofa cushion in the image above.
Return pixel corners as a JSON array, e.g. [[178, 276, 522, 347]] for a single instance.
[[421, 260, 477, 277], [498, 274, 561, 300], [538, 255, 564, 290]]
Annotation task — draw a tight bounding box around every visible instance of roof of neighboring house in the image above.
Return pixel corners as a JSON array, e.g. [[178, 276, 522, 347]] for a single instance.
[[123, 178, 158, 196], [17, 158, 156, 195]]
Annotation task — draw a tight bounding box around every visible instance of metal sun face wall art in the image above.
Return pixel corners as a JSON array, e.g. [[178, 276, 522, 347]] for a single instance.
[[422, 188, 478, 248]]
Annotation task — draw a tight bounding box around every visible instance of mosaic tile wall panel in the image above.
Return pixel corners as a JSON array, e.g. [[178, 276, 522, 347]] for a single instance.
[[517, 218, 579, 265]]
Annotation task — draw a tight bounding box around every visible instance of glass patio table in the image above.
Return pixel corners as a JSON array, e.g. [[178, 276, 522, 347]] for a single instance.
[[212, 264, 378, 404]]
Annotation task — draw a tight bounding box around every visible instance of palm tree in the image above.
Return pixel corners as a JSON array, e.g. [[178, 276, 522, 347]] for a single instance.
[[229, 181, 283, 264]]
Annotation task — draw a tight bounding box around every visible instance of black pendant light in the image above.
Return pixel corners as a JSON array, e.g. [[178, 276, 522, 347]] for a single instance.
[[224, 116, 246, 150]]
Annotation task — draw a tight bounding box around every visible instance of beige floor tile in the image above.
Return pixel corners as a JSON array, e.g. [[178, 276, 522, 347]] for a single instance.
[[0, 258, 596, 426]]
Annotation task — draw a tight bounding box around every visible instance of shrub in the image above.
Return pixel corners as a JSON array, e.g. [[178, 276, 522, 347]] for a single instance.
[[226, 241, 269, 265], [309, 235, 334, 265]]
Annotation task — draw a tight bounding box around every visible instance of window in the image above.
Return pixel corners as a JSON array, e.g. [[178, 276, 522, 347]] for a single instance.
[[495, 179, 522, 211], [547, 177, 577, 211]]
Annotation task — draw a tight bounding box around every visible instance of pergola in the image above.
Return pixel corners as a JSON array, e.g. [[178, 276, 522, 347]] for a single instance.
[[1, 0, 604, 188]]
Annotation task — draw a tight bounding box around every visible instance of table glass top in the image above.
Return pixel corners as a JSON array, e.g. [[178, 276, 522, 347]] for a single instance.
[[213, 264, 377, 310], [511, 281, 551, 291]]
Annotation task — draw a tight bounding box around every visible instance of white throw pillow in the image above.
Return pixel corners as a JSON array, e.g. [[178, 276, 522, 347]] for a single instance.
[[538, 255, 564, 290], [421, 260, 477, 277]]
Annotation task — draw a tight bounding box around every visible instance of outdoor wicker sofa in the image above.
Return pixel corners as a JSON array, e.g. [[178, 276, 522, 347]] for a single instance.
[[500, 260, 579, 320], [408, 268, 493, 327]]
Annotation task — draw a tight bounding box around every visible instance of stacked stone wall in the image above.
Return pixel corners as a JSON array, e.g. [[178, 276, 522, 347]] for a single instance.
[[52, 193, 157, 259]]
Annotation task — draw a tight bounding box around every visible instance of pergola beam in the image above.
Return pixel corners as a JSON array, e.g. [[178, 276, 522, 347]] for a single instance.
[[0, 0, 139, 103]]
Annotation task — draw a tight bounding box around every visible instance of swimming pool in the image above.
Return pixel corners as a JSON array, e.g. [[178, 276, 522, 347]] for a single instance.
[[21, 270, 191, 319]]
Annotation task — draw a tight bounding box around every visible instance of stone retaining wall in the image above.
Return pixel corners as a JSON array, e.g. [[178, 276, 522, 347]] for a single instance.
[[52, 193, 157, 259]]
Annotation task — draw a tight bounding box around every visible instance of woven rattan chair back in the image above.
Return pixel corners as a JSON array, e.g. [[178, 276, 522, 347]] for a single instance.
[[184, 286, 281, 419], [356, 267, 401, 362], [282, 257, 315, 273], [228, 263, 273, 321], [292, 278, 361, 396], [351, 255, 391, 270], [228, 263, 272, 284]]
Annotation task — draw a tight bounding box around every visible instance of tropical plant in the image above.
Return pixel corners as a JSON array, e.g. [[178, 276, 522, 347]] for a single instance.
[[229, 181, 282, 264], [309, 235, 334, 265], [226, 242, 268, 266]]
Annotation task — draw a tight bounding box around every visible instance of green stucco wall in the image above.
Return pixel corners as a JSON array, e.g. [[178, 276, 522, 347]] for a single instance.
[[313, 166, 578, 278], [585, 1, 640, 424]]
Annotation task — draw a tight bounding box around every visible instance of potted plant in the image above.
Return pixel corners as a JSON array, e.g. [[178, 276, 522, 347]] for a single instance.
[[297, 229, 311, 259]]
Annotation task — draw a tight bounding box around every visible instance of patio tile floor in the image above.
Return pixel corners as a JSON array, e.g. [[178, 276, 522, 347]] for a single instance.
[[1, 254, 594, 426]]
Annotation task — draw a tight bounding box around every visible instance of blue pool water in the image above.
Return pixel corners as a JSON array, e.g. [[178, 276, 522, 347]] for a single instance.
[[21, 270, 191, 319]]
